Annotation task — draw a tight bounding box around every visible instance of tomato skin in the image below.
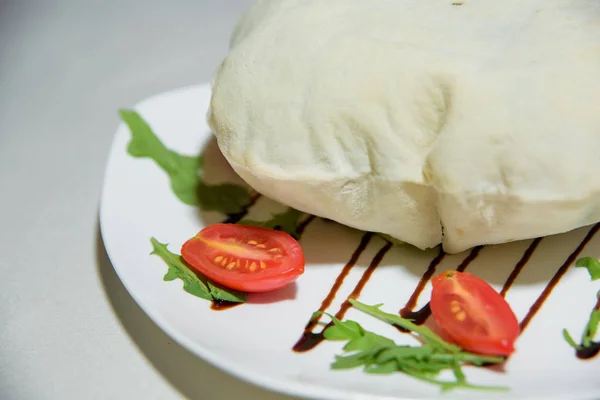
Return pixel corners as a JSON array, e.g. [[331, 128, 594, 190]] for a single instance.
[[430, 271, 520, 356], [181, 224, 305, 292]]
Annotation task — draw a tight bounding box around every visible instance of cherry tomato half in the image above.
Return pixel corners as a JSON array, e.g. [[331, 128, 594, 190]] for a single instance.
[[430, 271, 520, 356], [181, 224, 305, 292]]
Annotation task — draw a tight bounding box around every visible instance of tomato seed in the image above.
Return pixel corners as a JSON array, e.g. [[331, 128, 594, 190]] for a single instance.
[[455, 310, 467, 321]]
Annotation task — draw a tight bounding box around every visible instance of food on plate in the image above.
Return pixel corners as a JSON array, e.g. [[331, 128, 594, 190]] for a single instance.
[[239, 207, 304, 239], [430, 271, 519, 356], [118, 107, 600, 392], [208, 0, 600, 253], [120, 109, 252, 213], [318, 300, 507, 392], [576, 257, 600, 281], [116, 59, 600, 392], [150, 237, 247, 303], [181, 224, 305, 292], [563, 291, 600, 359], [120, 109, 311, 239]]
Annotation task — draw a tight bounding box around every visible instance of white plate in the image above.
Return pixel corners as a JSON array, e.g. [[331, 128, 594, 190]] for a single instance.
[[100, 84, 600, 400]]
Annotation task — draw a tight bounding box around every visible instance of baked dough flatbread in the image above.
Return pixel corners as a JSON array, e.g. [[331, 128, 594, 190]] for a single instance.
[[208, 0, 600, 253]]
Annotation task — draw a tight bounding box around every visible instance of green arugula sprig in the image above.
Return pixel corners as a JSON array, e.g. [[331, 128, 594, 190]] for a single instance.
[[576, 257, 600, 281], [120, 109, 252, 214], [122, 111, 414, 307], [150, 238, 246, 303], [120, 110, 408, 247], [563, 293, 600, 351], [563, 257, 600, 352], [120, 111, 311, 305], [316, 299, 507, 392], [241, 208, 304, 239]]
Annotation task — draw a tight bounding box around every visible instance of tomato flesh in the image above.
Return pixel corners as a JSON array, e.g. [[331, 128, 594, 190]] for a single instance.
[[181, 224, 305, 292], [430, 271, 520, 356]]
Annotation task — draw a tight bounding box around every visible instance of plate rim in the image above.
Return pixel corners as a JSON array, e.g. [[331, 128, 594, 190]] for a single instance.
[[99, 83, 600, 400]]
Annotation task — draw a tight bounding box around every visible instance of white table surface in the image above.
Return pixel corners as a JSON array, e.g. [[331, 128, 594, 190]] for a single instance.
[[0, 1, 299, 399]]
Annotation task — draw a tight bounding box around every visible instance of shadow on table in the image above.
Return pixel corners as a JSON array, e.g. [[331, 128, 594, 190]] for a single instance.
[[95, 223, 303, 400]]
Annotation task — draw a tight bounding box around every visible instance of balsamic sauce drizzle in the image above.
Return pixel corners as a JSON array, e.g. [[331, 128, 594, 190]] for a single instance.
[[399, 247, 445, 318], [519, 223, 600, 333], [398, 245, 483, 327], [216, 190, 600, 360], [293, 235, 390, 352], [292, 233, 374, 351], [396, 248, 445, 329], [296, 215, 317, 237], [500, 238, 543, 297], [456, 245, 485, 273], [336, 242, 393, 320], [222, 193, 262, 224], [294, 242, 393, 352], [210, 300, 242, 311]]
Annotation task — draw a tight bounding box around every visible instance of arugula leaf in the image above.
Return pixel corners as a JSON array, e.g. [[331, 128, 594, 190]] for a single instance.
[[364, 361, 398, 374], [376, 346, 433, 363], [150, 238, 246, 303], [206, 280, 246, 303], [318, 302, 507, 392], [583, 308, 600, 347], [321, 317, 364, 341], [349, 299, 461, 353], [343, 331, 394, 352], [120, 110, 203, 206], [563, 259, 600, 351], [240, 208, 304, 239], [196, 181, 252, 215], [562, 329, 581, 350], [401, 369, 507, 393], [332, 350, 378, 370], [119, 109, 251, 214], [150, 237, 212, 300], [576, 257, 600, 281]]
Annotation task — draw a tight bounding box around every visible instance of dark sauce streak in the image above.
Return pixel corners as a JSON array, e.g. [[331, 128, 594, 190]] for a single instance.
[[222, 193, 262, 224], [398, 247, 445, 320], [292, 332, 324, 352], [292, 233, 374, 352], [293, 242, 392, 352], [576, 344, 600, 360], [397, 304, 432, 333], [210, 300, 243, 311], [456, 245, 484, 273], [336, 242, 393, 319], [520, 223, 600, 333], [500, 238, 543, 297], [296, 215, 316, 237], [397, 246, 483, 331]]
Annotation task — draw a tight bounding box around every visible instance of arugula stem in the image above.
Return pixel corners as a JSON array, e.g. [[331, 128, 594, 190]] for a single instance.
[[401, 368, 508, 392], [430, 352, 505, 365], [582, 294, 600, 347], [451, 362, 466, 384], [349, 299, 461, 353]]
